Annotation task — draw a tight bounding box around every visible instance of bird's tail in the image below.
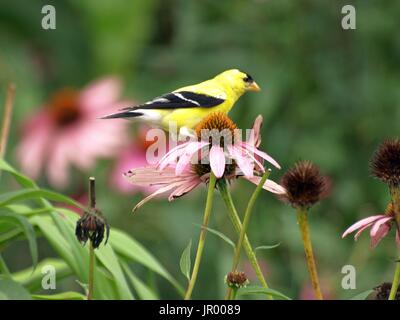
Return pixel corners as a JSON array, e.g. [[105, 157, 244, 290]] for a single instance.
[[100, 110, 143, 119]]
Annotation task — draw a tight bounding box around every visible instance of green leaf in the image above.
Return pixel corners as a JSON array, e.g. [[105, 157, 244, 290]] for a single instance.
[[29, 215, 78, 272], [0, 189, 83, 209], [0, 276, 31, 300], [6, 204, 54, 217], [122, 262, 158, 300], [106, 228, 183, 295], [255, 243, 281, 252], [0, 211, 38, 269], [350, 290, 374, 300], [95, 243, 134, 300], [0, 159, 36, 189], [238, 285, 292, 300], [12, 259, 72, 292], [194, 224, 235, 249], [179, 239, 192, 282], [32, 292, 86, 300]]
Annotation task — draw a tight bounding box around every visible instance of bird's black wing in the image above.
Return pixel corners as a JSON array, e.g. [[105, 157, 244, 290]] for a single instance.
[[125, 91, 225, 110], [101, 91, 225, 119]]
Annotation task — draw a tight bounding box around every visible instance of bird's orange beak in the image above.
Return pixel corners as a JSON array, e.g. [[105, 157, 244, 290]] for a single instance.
[[248, 81, 261, 92]]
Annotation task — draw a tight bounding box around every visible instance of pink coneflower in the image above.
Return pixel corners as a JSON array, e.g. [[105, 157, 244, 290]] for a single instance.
[[342, 203, 400, 248], [157, 112, 281, 179], [124, 113, 285, 212], [343, 140, 400, 249], [16, 77, 130, 188]]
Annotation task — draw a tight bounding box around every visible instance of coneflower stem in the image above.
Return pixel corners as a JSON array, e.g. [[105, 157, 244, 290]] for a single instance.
[[297, 208, 323, 300], [389, 187, 400, 300], [389, 254, 400, 300], [231, 288, 238, 300], [87, 177, 96, 300], [88, 241, 95, 300], [184, 172, 217, 300], [0, 83, 16, 160], [224, 170, 272, 300], [389, 186, 400, 300], [218, 180, 270, 294]]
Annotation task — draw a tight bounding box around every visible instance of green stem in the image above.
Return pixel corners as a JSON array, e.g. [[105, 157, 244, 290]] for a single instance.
[[225, 170, 271, 299], [184, 172, 217, 300], [231, 288, 238, 300], [87, 242, 95, 300], [388, 186, 400, 300], [297, 208, 323, 300], [218, 179, 270, 295], [87, 177, 96, 300], [389, 255, 400, 300], [0, 83, 16, 182]]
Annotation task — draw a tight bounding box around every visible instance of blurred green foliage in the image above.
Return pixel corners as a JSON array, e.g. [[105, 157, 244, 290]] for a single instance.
[[0, 0, 399, 299]]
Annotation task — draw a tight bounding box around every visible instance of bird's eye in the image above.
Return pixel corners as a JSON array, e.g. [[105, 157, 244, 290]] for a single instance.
[[243, 74, 253, 83]]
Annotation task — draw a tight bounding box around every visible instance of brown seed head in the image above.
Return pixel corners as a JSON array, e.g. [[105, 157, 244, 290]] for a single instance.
[[75, 208, 110, 249], [280, 161, 329, 209], [370, 139, 400, 187], [368, 282, 400, 300], [225, 271, 249, 289]]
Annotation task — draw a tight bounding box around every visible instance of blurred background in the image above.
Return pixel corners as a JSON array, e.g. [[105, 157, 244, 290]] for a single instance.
[[1, 0, 399, 299]]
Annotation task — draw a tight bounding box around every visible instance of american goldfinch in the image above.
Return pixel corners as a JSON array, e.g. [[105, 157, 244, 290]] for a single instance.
[[102, 69, 260, 131]]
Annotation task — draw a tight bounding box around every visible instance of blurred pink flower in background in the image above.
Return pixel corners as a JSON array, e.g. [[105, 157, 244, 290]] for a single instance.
[[299, 281, 335, 300], [241, 259, 270, 283], [111, 125, 160, 194], [16, 77, 130, 188]]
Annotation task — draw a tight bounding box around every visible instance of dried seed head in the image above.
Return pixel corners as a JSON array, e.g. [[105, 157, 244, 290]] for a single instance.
[[370, 139, 400, 187], [367, 282, 400, 300], [280, 161, 329, 209], [75, 209, 109, 249], [225, 271, 249, 289]]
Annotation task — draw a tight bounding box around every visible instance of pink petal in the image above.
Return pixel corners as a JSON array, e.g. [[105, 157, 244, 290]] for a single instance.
[[168, 178, 201, 201], [111, 144, 154, 193], [370, 217, 393, 237], [16, 114, 53, 178], [370, 223, 391, 248], [79, 77, 122, 112], [250, 115, 263, 148], [124, 166, 193, 186], [158, 142, 191, 170], [227, 145, 254, 178], [244, 176, 286, 194], [132, 182, 182, 212], [238, 146, 265, 173], [354, 222, 374, 240], [241, 142, 281, 169], [46, 134, 71, 188], [342, 215, 386, 238], [209, 145, 225, 178], [175, 142, 208, 176]]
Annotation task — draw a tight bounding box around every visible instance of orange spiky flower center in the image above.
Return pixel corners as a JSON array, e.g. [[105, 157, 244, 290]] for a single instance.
[[195, 111, 238, 139], [192, 112, 239, 178]]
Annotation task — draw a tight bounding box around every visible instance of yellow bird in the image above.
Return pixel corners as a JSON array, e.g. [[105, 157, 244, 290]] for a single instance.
[[101, 69, 260, 132]]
